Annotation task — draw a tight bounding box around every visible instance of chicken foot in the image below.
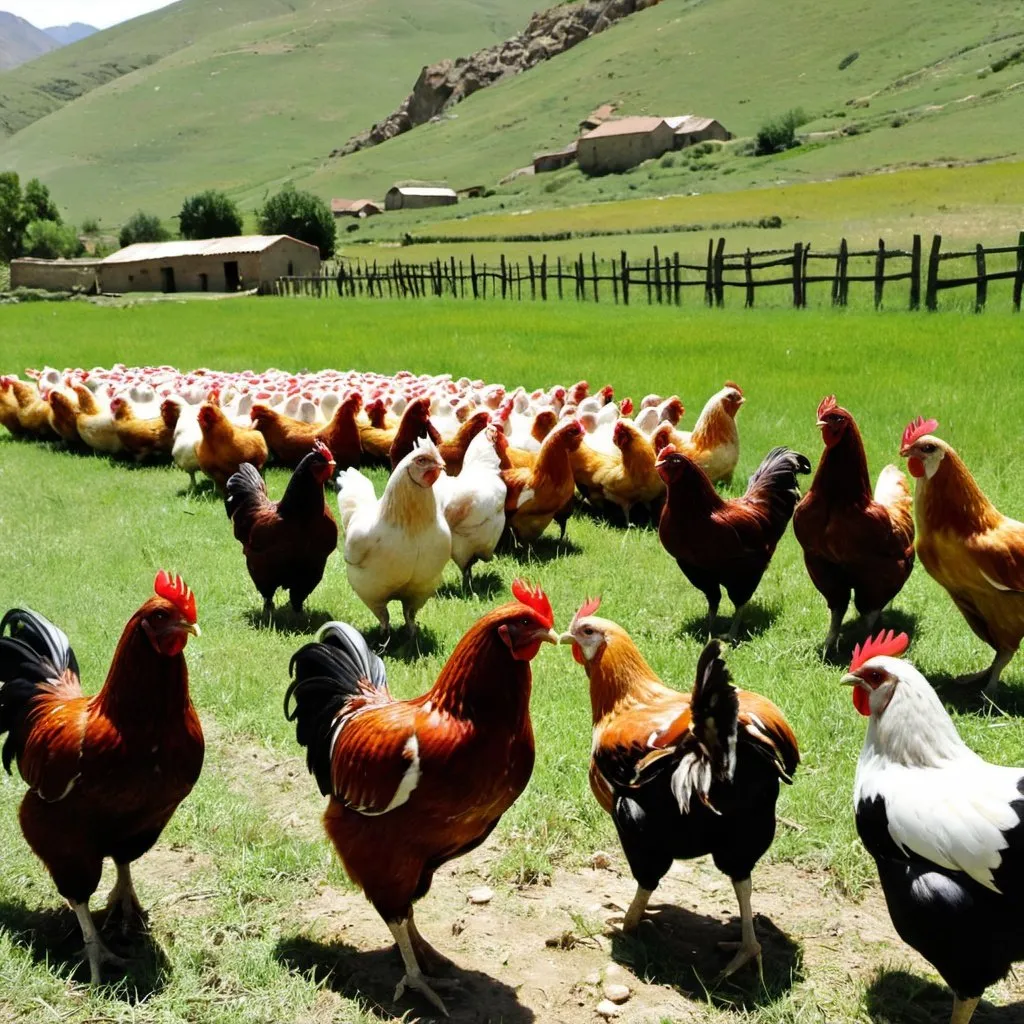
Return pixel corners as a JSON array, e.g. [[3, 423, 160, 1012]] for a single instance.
[[72, 900, 128, 985], [823, 603, 849, 654], [388, 918, 459, 1016], [105, 863, 148, 935], [950, 995, 980, 1024], [714, 877, 763, 985], [959, 649, 1014, 697], [606, 885, 653, 933], [408, 910, 457, 976], [461, 557, 479, 594], [726, 603, 748, 643]]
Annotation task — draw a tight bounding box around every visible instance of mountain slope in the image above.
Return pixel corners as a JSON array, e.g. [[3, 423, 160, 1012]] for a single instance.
[[43, 24, 98, 46], [0, 12, 59, 71]]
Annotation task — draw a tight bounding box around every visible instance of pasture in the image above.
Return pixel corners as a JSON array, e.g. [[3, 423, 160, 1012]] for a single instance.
[[1, 298, 1023, 1023]]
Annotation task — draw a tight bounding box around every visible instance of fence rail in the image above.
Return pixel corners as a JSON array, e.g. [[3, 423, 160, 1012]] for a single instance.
[[270, 232, 1024, 312]]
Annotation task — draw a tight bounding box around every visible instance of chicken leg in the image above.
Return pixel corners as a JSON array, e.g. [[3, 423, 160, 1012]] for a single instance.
[[714, 877, 762, 984], [105, 862, 147, 935], [619, 885, 652, 933], [726, 603, 747, 643], [408, 910, 457, 977], [950, 995, 980, 1024], [388, 918, 459, 1016], [959, 649, 1014, 697], [823, 601, 849, 654], [72, 900, 128, 985]]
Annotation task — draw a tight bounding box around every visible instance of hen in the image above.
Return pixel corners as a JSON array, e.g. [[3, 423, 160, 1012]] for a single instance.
[[337, 437, 450, 639], [196, 397, 269, 492], [285, 582, 558, 1013], [72, 384, 123, 454], [437, 409, 491, 476], [389, 397, 442, 470], [0, 572, 204, 984], [658, 445, 810, 639], [110, 396, 175, 462], [656, 382, 744, 484], [226, 439, 338, 614], [562, 600, 798, 981], [844, 630, 1024, 1024], [793, 396, 915, 651], [900, 416, 1024, 693]]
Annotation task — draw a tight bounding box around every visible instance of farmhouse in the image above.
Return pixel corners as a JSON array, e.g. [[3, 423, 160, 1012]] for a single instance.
[[385, 186, 458, 211], [577, 116, 674, 174], [665, 114, 732, 149], [9, 257, 101, 293], [533, 141, 578, 174], [578, 103, 617, 133], [331, 198, 383, 218], [99, 235, 320, 294]]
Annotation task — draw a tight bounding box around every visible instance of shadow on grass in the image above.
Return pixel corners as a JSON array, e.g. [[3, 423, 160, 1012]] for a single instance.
[[175, 478, 221, 501], [609, 903, 800, 1012], [864, 969, 1022, 1023], [0, 899, 171, 999], [820, 608, 922, 667], [363, 623, 441, 661], [243, 606, 336, 636], [437, 569, 504, 601], [929, 673, 1024, 717], [274, 933, 535, 1023], [499, 533, 584, 564], [675, 603, 779, 645]]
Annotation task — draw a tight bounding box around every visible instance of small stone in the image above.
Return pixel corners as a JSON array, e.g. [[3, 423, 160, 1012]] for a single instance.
[[467, 886, 494, 905], [603, 963, 624, 980], [603, 983, 631, 1004], [596, 999, 622, 1018], [590, 850, 613, 870], [584, 971, 602, 986]]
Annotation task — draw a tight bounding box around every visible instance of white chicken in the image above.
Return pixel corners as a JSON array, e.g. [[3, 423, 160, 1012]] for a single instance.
[[167, 399, 202, 487], [337, 437, 451, 639], [433, 426, 507, 591]]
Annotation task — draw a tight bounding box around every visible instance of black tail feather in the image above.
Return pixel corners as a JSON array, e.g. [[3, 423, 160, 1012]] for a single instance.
[[225, 462, 269, 537], [745, 446, 811, 534], [284, 622, 388, 796], [689, 639, 739, 783]]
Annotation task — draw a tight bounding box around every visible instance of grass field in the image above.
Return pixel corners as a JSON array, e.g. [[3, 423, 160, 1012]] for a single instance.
[[1, 299, 1023, 1022]]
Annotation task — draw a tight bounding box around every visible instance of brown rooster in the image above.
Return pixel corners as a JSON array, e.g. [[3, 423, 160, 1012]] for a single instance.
[[793, 396, 915, 652], [0, 572, 204, 985]]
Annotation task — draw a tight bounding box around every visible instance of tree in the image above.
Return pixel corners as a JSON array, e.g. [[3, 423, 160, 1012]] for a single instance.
[[754, 108, 806, 156], [119, 211, 171, 249], [22, 178, 61, 224], [0, 171, 28, 261], [23, 220, 84, 260], [179, 190, 243, 240], [257, 184, 335, 258]]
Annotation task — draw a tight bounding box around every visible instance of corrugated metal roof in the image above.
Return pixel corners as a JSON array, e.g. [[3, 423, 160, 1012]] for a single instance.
[[387, 186, 457, 198], [102, 235, 317, 265], [332, 198, 381, 213], [670, 115, 717, 133], [581, 117, 668, 140]]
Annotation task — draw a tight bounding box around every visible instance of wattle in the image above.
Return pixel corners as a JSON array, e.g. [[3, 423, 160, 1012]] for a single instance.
[[853, 685, 871, 717]]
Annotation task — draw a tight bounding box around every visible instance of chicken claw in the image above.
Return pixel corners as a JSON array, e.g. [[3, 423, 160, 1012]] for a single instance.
[[105, 863, 148, 936], [72, 900, 129, 985], [394, 971, 454, 1016], [713, 938, 763, 986]]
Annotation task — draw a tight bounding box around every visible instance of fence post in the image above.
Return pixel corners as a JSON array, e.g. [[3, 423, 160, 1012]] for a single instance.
[[673, 252, 681, 305], [499, 255, 507, 299], [621, 250, 629, 306], [744, 249, 754, 307], [576, 255, 584, 301], [1014, 231, 1024, 313], [653, 245, 662, 304], [336, 264, 345, 297], [974, 244, 987, 313], [909, 234, 922, 310], [714, 238, 726, 307], [557, 257, 563, 300], [874, 238, 886, 310], [704, 239, 714, 306], [540, 256, 547, 301], [925, 235, 942, 311], [470, 255, 479, 299], [612, 257, 619, 304], [528, 256, 536, 300], [591, 253, 599, 302], [790, 243, 803, 308], [832, 238, 847, 306]]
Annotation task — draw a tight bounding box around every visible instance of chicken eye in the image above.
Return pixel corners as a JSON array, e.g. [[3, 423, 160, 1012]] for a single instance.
[[920, 444, 935, 454], [582, 626, 595, 636]]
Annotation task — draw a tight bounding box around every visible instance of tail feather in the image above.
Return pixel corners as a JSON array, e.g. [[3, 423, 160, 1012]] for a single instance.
[[284, 622, 388, 796], [873, 463, 911, 509], [225, 462, 270, 539], [336, 468, 377, 531], [0, 608, 80, 774], [744, 446, 811, 532]]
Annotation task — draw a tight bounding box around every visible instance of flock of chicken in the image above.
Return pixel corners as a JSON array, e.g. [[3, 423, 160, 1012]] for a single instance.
[[2, 362, 1024, 1024]]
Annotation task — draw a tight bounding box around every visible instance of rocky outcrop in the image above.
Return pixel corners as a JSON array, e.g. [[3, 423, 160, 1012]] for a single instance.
[[330, 0, 661, 158]]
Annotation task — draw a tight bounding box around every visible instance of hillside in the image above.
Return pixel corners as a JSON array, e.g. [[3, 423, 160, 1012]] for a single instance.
[[0, 12, 58, 71], [43, 23, 98, 46]]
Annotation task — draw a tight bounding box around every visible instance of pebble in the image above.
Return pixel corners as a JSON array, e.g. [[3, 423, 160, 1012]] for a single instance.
[[603, 983, 631, 1004], [585, 970, 602, 986], [467, 886, 494, 905], [604, 962, 624, 979], [596, 999, 622, 1018]]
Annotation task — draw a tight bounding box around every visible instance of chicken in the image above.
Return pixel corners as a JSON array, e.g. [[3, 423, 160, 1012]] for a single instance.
[[0, 572, 203, 985], [358, 400, 398, 464], [318, 390, 364, 470], [668, 382, 744, 484], [284, 582, 559, 1014], [0, 376, 26, 436], [389, 397, 442, 470], [572, 420, 664, 524], [166, 399, 201, 488], [46, 389, 84, 447], [502, 419, 585, 542], [225, 439, 338, 614], [110, 396, 175, 461], [72, 383, 123, 454], [561, 601, 798, 981], [9, 379, 57, 439], [900, 416, 1024, 694], [793, 396, 915, 651], [252, 392, 363, 470], [437, 409, 490, 476], [657, 445, 810, 639], [433, 426, 507, 590], [843, 630, 1024, 1024], [337, 437, 450, 639], [195, 398, 269, 492]]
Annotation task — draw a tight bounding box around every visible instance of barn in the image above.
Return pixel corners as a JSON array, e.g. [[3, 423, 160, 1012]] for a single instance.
[[98, 235, 321, 295], [533, 141, 578, 174], [666, 114, 732, 149], [384, 186, 458, 211], [576, 117, 675, 174], [332, 198, 383, 219]]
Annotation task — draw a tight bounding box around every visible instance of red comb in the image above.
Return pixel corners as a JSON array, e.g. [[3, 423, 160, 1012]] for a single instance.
[[656, 442, 678, 459], [849, 630, 909, 672], [154, 570, 197, 624], [817, 395, 838, 420], [901, 416, 939, 454], [511, 579, 553, 628], [724, 380, 743, 394], [313, 438, 334, 463], [620, 397, 634, 416], [572, 596, 602, 628]]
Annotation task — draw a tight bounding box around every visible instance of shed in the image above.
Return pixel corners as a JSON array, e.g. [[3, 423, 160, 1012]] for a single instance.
[[533, 141, 578, 174], [577, 117, 674, 174], [578, 103, 617, 133], [384, 186, 458, 211], [9, 257, 101, 293], [665, 114, 732, 149], [98, 235, 321, 295], [457, 185, 487, 199], [332, 198, 383, 218]]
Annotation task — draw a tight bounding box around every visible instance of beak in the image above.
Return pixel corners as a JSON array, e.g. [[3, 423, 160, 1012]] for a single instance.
[[536, 628, 561, 646], [815, 419, 827, 428], [840, 672, 859, 687], [182, 621, 201, 638], [558, 631, 575, 645]]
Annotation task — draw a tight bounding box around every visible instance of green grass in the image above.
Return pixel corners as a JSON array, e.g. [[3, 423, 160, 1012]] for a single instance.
[[2, 298, 1024, 1021]]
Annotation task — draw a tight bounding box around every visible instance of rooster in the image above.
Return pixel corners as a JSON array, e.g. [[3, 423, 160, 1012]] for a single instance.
[[793, 396, 915, 651], [561, 600, 798, 981], [337, 437, 450, 639], [843, 629, 1024, 1024], [0, 572, 204, 985], [225, 439, 338, 614], [658, 445, 810, 639], [900, 416, 1024, 694], [285, 581, 559, 1014]]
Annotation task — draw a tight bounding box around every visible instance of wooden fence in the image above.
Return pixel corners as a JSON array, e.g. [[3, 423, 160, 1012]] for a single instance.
[[271, 232, 1024, 312]]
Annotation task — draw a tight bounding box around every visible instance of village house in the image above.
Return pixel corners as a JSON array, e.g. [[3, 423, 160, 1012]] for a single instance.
[[665, 114, 732, 149], [577, 116, 675, 174], [331, 198, 383, 218], [532, 141, 578, 174]]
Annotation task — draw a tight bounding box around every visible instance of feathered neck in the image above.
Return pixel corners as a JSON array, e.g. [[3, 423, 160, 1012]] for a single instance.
[[278, 459, 326, 518], [617, 428, 655, 477], [690, 393, 737, 449], [535, 431, 573, 477], [814, 427, 872, 502], [379, 464, 439, 530], [586, 636, 672, 723], [666, 463, 722, 515], [917, 447, 1002, 535]]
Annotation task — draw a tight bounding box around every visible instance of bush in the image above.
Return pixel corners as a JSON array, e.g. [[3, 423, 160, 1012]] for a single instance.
[[80, 216, 100, 234], [178, 190, 243, 240], [838, 51, 860, 71], [22, 219, 84, 259], [119, 211, 170, 248], [257, 184, 335, 258], [754, 108, 806, 155], [23, 179, 61, 224], [659, 152, 677, 168]]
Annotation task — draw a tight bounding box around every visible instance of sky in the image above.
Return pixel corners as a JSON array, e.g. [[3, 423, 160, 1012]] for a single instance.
[[1, 0, 176, 30]]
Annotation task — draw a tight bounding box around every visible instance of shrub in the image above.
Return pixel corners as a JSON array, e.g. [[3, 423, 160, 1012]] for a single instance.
[[0, 171, 27, 261], [23, 219, 84, 259], [754, 108, 806, 155], [838, 51, 860, 71], [80, 216, 100, 234], [659, 152, 677, 168], [257, 184, 335, 258], [178, 190, 243, 240], [119, 211, 170, 248]]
